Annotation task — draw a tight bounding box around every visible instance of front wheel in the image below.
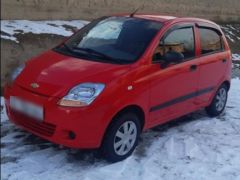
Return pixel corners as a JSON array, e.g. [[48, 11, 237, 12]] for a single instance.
[[205, 84, 228, 117], [100, 112, 141, 162]]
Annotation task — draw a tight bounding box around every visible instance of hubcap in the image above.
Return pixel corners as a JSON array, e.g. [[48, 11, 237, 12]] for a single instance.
[[215, 88, 227, 112], [113, 121, 137, 156]]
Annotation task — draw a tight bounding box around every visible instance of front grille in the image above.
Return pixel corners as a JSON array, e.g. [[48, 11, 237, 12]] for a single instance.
[[11, 110, 56, 137]]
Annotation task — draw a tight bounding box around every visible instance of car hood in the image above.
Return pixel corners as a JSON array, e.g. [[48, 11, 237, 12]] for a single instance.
[[16, 50, 131, 97]]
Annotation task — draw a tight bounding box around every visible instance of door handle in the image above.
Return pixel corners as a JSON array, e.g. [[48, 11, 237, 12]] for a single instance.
[[190, 64, 197, 71], [222, 59, 227, 63]]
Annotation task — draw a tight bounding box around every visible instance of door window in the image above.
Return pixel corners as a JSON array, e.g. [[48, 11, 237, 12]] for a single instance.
[[199, 28, 223, 55], [153, 27, 195, 63]]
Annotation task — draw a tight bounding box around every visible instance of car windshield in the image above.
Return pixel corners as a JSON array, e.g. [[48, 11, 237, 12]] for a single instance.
[[54, 16, 163, 64]]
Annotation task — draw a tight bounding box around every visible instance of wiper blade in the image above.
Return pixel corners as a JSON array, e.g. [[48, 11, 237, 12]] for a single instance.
[[61, 44, 91, 58], [74, 47, 128, 64], [73, 47, 112, 59], [59, 45, 128, 64]]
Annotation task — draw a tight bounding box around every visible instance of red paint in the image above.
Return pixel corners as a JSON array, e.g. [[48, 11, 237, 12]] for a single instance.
[[4, 15, 231, 149]]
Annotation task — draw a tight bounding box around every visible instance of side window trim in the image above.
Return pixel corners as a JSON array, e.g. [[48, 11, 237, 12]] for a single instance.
[[152, 24, 196, 64], [161, 24, 194, 41], [196, 23, 223, 36]]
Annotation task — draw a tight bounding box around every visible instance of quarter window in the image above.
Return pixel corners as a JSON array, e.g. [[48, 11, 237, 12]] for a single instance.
[[199, 28, 223, 55], [153, 27, 195, 63]]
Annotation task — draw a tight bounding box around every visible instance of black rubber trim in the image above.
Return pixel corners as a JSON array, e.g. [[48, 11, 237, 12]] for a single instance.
[[150, 87, 214, 112]]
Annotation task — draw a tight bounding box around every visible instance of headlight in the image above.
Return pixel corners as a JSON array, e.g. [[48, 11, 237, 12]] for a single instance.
[[11, 64, 25, 81], [58, 83, 105, 107]]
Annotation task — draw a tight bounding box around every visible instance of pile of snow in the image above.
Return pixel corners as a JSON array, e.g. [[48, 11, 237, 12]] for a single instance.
[[1, 79, 240, 180], [0, 20, 88, 42]]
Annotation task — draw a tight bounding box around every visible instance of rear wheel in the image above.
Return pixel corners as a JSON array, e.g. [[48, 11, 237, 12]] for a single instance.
[[101, 112, 141, 162], [205, 84, 228, 117]]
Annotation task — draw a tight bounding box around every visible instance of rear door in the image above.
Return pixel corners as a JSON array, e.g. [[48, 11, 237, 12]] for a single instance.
[[195, 24, 229, 104], [148, 23, 200, 126]]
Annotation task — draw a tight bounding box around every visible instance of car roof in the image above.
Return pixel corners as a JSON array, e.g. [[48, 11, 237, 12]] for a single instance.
[[118, 14, 218, 26], [132, 14, 177, 22]]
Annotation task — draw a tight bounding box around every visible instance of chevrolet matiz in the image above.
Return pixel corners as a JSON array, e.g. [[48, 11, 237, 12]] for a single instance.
[[4, 14, 232, 162]]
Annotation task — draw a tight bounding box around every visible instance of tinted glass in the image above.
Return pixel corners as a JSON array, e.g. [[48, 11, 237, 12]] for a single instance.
[[154, 27, 195, 62], [55, 17, 162, 64], [199, 28, 222, 54]]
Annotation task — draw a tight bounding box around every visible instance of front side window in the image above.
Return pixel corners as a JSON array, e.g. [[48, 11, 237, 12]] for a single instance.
[[199, 28, 223, 55], [55, 17, 162, 64], [153, 27, 195, 63]]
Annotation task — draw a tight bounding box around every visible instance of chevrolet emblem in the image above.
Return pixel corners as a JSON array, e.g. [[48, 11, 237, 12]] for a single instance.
[[30, 83, 39, 88]]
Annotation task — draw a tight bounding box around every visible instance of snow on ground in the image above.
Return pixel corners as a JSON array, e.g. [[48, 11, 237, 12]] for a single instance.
[[221, 24, 240, 43], [232, 54, 240, 61], [1, 78, 240, 180], [0, 20, 88, 42], [233, 54, 240, 69], [1, 97, 8, 123]]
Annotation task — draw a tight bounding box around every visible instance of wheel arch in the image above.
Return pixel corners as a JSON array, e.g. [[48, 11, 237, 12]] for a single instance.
[[101, 104, 145, 146], [222, 80, 231, 91], [110, 104, 145, 130]]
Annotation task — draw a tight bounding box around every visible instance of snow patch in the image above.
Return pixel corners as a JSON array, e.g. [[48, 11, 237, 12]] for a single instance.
[[1, 20, 89, 43], [226, 34, 235, 42], [1, 97, 8, 123], [221, 24, 240, 43], [232, 54, 240, 61]]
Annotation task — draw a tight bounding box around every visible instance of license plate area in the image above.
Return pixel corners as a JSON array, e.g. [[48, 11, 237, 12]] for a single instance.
[[10, 96, 44, 121]]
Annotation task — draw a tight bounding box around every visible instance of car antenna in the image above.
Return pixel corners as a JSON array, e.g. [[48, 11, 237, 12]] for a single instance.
[[130, 1, 146, 17]]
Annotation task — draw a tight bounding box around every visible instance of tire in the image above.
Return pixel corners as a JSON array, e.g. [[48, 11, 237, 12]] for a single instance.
[[100, 112, 141, 162], [205, 84, 228, 117]]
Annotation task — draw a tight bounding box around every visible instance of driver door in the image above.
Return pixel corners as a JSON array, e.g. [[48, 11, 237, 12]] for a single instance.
[[148, 24, 200, 126]]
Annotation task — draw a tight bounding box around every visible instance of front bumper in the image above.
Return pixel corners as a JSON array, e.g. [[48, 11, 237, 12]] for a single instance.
[[4, 84, 111, 149]]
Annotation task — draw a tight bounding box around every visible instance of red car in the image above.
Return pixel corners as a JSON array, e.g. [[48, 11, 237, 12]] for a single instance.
[[4, 14, 231, 162]]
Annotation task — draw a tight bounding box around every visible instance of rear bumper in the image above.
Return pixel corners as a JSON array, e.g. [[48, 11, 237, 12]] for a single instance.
[[4, 84, 111, 149]]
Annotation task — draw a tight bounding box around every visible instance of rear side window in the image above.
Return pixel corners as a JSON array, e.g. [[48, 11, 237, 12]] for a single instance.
[[199, 28, 223, 55]]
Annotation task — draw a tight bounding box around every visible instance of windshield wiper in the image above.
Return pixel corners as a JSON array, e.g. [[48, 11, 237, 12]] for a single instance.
[[61, 44, 93, 59], [73, 47, 112, 59], [59, 45, 127, 64], [74, 47, 126, 64]]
